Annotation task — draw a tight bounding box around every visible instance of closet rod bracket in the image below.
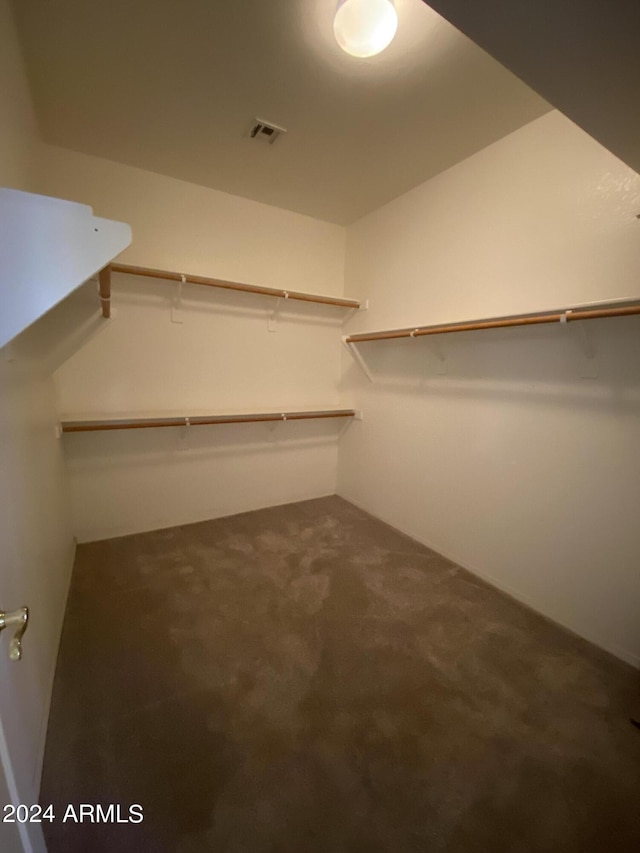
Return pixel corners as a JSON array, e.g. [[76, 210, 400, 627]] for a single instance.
[[342, 336, 373, 382]]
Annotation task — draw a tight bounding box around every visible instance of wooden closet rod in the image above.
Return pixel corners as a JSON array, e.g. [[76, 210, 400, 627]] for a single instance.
[[104, 263, 360, 311], [62, 409, 357, 433], [345, 301, 640, 343]]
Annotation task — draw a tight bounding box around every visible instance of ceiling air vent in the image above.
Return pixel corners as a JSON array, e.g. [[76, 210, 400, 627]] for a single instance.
[[248, 118, 286, 145]]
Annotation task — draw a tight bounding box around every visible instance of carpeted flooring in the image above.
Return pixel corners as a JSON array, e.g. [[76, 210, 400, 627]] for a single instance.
[[41, 496, 640, 852]]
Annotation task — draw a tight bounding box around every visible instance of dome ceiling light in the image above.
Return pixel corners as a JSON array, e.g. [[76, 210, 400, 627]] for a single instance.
[[333, 0, 399, 58]]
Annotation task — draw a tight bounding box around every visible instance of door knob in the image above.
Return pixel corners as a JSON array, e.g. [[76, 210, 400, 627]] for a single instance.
[[0, 607, 29, 662]]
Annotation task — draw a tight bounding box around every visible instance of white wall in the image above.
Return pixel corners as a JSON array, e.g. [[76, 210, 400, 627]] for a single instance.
[[37, 147, 348, 541], [0, 0, 74, 831], [0, 0, 40, 190], [339, 111, 640, 667], [0, 340, 74, 802]]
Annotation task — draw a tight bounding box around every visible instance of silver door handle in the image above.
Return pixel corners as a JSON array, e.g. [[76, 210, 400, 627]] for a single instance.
[[0, 607, 29, 662]]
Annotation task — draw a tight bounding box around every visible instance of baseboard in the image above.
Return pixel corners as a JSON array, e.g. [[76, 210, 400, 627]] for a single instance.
[[337, 490, 640, 670]]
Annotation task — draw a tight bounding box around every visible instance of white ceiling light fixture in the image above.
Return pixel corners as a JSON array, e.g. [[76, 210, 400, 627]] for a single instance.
[[334, 0, 399, 58]]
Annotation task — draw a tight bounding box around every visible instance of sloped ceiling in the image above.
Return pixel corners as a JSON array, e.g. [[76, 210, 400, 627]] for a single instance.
[[424, 0, 640, 177]]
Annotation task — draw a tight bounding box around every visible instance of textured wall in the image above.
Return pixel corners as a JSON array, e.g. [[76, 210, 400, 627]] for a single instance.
[[339, 111, 640, 666]]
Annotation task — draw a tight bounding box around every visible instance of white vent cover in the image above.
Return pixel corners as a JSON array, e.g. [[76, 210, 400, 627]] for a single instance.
[[248, 118, 286, 145]]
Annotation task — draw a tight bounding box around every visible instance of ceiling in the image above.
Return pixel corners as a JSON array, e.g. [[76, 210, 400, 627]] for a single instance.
[[12, 0, 550, 225], [424, 0, 640, 178]]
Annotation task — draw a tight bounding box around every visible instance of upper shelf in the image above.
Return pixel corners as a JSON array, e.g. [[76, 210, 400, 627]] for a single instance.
[[345, 297, 640, 344], [98, 263, 360, 317], [0, 189, 131, 349]]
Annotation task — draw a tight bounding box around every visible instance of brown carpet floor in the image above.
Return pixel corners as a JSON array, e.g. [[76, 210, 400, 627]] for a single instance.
[[41, 496, 640, 852]]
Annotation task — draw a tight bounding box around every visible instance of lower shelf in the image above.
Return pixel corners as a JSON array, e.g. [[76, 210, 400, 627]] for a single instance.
[[61, 408, 357, 433]]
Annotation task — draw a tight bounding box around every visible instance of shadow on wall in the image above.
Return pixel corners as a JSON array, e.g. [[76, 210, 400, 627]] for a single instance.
[[8, 280, 105, 373], [61, 418, 352, 468], [342, 315, 640, 414], [105, 273, 351, 329], [62, 417, 348, 541], [12, 270, 350, 373]]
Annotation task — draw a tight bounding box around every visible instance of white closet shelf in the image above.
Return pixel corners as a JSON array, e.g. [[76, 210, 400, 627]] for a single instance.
[[0, 189, 131, 348], [97, 263, 360, 317], [61, 408, 357, 433], [345, 296, 640, 344]]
